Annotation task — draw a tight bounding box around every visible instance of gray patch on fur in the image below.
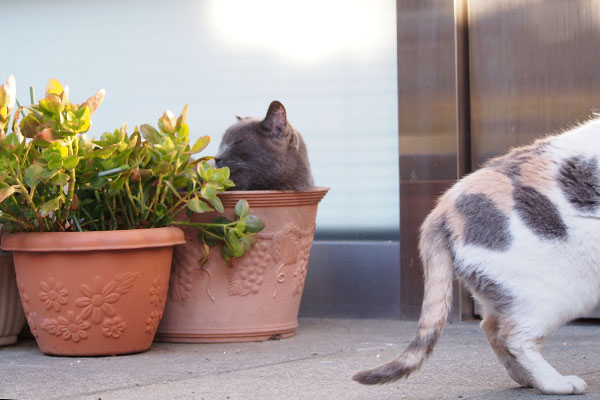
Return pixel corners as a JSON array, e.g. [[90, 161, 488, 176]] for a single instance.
[[352, 361, 413, 385], [558, 156, 600, 212], [487, 142, 549, 179], [513, 185, 567, 240], [406, 330, 440, 356], [455, 193, 512, 251], [454, 262, 514, 312]]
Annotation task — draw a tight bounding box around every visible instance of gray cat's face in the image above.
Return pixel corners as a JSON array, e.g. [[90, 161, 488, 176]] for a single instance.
[[215, 101, 314, 191]]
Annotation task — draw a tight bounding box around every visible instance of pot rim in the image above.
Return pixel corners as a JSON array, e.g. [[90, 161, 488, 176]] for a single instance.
[[217, 186, 329, 208], [1, 226, 186, 252]]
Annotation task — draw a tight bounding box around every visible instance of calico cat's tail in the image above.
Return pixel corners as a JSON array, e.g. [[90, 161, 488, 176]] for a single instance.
[[352, 208, 454, 385]]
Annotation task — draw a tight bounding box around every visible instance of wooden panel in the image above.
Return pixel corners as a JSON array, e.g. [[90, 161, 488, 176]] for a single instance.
[[469, 0, 600, 318]]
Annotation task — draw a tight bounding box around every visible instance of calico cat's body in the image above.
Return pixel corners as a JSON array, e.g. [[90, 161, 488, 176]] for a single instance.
[[215, 101, 314, 191], [353, 119, 600, 394]]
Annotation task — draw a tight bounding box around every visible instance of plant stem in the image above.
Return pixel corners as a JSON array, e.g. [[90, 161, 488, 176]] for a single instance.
[[102, 192, 117, 230], [124, 180, 140, 219], [145, 174, 163, 220], [11, 172, 43, 225], [118, 193, 133, 229], [63, 138, 77, 225]]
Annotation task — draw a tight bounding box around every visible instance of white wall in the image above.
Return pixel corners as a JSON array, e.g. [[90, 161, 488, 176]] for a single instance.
[[3, 0, 398, 235]]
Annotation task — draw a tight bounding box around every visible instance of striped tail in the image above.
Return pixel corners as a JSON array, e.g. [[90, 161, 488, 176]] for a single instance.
[[352, 211, 454, 385]]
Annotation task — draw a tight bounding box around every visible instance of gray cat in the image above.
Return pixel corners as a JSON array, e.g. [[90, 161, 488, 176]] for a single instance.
[[215, 101, 314, 191]]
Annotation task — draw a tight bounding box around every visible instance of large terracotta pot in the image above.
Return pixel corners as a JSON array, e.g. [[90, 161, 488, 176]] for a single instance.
[[1, 227, 185, 356], [0, 252, 26, 346], [156, 187, 328, 343]]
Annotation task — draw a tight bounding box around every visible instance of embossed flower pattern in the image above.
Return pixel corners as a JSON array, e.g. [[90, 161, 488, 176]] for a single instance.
[[75, 276, 121, 323], [41, 311, 91, 343], [149, 278, 166, 307], [17, 280, 30, 314], [39, 278, 69, 312], [102, 316, 126, 339], [145, 310, 162, 335]]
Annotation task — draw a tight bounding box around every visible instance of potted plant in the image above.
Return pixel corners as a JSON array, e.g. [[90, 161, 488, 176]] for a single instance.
[[155, 99, 328, 343], [0, 75, 26, 346], [157, 188, 328, 343], [0, 77, 261, 355]]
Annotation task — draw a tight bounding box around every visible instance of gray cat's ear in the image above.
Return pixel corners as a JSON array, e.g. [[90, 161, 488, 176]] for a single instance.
[[260, 101, 287, 138], [236, 116, 243, 121]]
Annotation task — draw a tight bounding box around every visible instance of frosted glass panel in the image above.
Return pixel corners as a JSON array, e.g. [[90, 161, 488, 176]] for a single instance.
[[3, 0, 398, 236]]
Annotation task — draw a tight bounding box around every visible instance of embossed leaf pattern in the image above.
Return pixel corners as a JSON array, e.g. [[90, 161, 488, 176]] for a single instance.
[[113, 272, 139, 295], [271, 223, 316, 298], [39, 278, 69, 312], [169, 241, 201, 302]]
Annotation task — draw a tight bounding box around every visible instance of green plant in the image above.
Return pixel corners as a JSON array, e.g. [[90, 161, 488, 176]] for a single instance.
[[0, 76, 263, 265]]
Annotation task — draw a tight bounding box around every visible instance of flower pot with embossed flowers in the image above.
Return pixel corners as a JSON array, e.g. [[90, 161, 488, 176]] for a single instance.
[[2, 228, 185, 356], [0, 77, 258, 355], [156, 187, 328, 343]]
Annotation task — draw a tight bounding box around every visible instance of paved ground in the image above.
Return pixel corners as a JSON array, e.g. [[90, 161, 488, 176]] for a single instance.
[[1, 318, 599, 400]]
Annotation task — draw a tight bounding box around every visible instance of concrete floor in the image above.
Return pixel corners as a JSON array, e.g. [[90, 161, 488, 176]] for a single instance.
[[1, 318, 599, 400]]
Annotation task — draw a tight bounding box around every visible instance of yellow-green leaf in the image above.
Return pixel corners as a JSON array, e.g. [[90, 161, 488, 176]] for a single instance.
[[0, 185, 16, 203], [188, 135, 210, 154], [40, 196, 62, 217], [45, 78, 63, 96]]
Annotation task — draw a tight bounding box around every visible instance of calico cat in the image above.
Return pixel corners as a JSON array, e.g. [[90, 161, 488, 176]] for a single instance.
[[353, 119, 600, 394], [215, 101, 314, 191]]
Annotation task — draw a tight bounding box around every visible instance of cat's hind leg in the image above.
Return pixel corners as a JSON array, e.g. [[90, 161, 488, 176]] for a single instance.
[[480, 314, 533, 388], [500, 326, 586, 395]]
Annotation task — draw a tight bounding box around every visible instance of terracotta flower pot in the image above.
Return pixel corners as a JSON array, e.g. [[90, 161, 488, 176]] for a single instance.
[[1, 227, 185, 356], [0, 252, 26, 346], [156, 187, 328, 343]]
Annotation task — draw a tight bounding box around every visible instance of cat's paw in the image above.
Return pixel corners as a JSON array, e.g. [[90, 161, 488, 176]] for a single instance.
[[537, 375, 587, 395]]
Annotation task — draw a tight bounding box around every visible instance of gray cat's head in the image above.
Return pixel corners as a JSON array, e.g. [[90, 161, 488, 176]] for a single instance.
[[215, 101, 314, 191]]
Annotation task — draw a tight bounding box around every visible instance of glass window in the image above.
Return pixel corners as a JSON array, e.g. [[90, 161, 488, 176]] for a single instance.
[[4, 0, 398, 239]]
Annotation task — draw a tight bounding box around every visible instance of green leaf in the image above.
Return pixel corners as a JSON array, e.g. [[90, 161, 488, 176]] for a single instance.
[[226, 230, 244, 257], [89, 175, 108, 189], [160, 110, 177, 134], [62, 155, 80, 170], [244, 215, 265, 233], [140, 124, 161, 143], [202, 232, 218, 247], [47, 158, 63, 170], [187, 197, 214, 214], [40, 168, 59, 180], [86, 143, 119, 159], [24, 164, 43, 188], [234, 199, 249, 219], [154, 161, 172, 175], [0, 185, 16, 203], [220, 244, 233, 266], [50, 172, 69, 186], [40, 196, 62, 217], [200, 184, 216, 201], [188, 135, 210, 154], [20, 114, 40, 138], [108, 176, 126, 195]]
